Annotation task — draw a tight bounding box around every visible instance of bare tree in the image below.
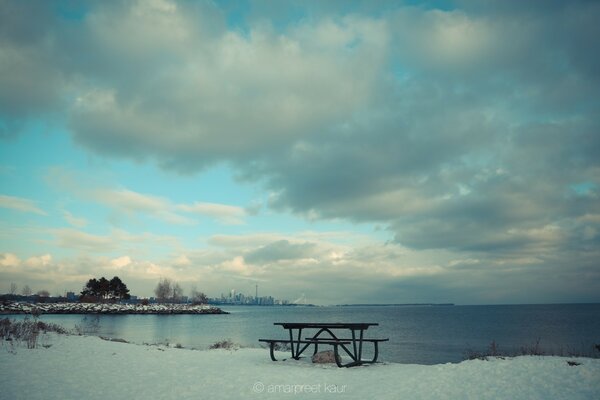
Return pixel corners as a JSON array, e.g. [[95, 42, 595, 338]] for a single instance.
[[22, 285, 32, 296], [154, 278, 184, 303], [9, 282, 17, 295], [37, 290, 50, 297], [171, 282, 184, 303], [190, 285, 208, 305], [154, 278, 172, 303]]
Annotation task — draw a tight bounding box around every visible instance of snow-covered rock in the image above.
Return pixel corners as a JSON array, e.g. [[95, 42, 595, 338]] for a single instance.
[[0, 301, 227, 315], [312, 350, 340, 364]]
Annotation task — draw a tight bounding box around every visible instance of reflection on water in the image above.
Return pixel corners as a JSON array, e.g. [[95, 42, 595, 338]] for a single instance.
[[12, 303, 600, 364]]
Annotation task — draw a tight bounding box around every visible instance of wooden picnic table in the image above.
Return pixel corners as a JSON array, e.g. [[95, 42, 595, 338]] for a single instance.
[[259, 322, 388, 367]]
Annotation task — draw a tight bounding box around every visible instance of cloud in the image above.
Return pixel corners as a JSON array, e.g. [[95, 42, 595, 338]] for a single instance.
[[93, 188, 192, 225], [245, 240, 318, 264], [2, 225, 599, 304], [109, 255, 132, 269], [0, 2, 64, 138], [46, 166, 248, 225], [42, 6, 378, 171], [62, 210, 87, 228], [177, 202, 246, 225], [54, 228, 116, 253], [0, 252, 21, 268], [50, 227, 182, 260], [0, 194, 47, 215], [1, 1, 600, 303]]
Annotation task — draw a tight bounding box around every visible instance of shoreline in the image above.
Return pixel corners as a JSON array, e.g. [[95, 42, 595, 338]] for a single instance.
[[0, 301, 228, 315]]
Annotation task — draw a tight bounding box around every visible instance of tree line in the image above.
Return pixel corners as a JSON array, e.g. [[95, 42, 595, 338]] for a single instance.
[[7, 282, 49, 297], [7, 277, 208, 305], [154, 278, 207, 304], [81, 276, 208, 304]]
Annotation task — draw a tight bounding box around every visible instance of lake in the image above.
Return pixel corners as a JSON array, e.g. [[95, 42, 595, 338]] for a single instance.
[[18, 303, 600, 364]]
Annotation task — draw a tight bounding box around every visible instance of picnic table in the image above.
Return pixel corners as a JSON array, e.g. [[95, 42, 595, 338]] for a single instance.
[[259, 322, 388, 367]]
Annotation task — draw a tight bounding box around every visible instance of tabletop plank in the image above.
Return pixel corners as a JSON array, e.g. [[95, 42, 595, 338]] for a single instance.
[[274, 322, 378, 329]]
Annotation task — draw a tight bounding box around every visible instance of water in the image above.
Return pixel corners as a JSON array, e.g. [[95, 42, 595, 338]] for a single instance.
[[17, 304, 600, 364]]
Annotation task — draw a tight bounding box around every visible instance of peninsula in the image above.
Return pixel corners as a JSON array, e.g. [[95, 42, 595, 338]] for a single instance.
[[0, 302, 228, 315]]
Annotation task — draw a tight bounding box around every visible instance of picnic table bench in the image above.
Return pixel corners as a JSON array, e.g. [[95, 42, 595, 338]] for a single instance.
[[259, 322, 388, 367]]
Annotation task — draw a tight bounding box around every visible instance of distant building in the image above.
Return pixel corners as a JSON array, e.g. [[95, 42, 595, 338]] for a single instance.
[[208, 289, 292, 306]]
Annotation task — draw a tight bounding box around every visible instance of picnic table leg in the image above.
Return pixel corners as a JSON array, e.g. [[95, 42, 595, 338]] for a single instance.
[[361, 341, 381, 364], [334, 344, 344, 368], [268, 342, 278, 361], [372, 341, 380, 362], [291, 328, 303, 360], [351, 329, 358, 363], [357, 329, 364, 363], [288, 329, 295, 358]]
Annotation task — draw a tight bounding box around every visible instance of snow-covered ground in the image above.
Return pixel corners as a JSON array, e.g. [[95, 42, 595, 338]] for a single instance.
[[1, 333, 598, 400]]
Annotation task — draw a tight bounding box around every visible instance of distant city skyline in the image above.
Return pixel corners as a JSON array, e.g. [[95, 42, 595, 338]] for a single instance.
[[1, 1, 599, 305]]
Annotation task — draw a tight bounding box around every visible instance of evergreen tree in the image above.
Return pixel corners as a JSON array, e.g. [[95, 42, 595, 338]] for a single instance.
[[109, 276, 130, 300], [80, 276, 130, 301]]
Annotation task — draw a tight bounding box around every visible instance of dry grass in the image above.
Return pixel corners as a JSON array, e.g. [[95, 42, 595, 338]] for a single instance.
[[465, 339, 600, 360], [209, 339, 239, 350], [0, 317, 68, 349], [73, 315, 101, 335]]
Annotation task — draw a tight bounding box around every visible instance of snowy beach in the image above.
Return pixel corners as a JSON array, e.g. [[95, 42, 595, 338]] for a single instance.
[[1, 333, 598, 400]]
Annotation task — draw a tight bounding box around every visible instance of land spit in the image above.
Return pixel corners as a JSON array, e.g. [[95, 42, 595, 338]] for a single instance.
[[0, 302, 228, 315]]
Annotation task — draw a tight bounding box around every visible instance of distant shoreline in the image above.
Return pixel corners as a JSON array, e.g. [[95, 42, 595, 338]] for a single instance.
[[0, 302, 228, 315], [335, 303, 455, 307]]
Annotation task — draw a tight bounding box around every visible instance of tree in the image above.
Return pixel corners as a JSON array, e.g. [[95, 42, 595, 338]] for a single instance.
[[37, 290, 50, 297], [9, 282, 17, 295], [81, 278, 100, 300], [80, 276, 130, 302], [22, 285, 32, 296], [190, 286, 208, 305], [171, 282, 184, 303], [109, 276, 130, 300], [154, 278, 183, 303], [98, 277, 110, 299], [154, 278, 172, 303]]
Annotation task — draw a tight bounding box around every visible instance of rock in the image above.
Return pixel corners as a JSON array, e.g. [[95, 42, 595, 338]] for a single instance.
[[0, 302, 228, 315], [312, 350, 340, 364]]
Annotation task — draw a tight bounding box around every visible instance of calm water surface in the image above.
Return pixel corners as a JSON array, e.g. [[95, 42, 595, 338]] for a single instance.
[[26, 304, 600, 364]]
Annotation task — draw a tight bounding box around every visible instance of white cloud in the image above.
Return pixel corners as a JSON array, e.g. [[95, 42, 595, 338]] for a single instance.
[[0, 194, 47, 215], [54, 228, 116, 252], [0, 252, 21, 268], [46, 166, 248, 226], [109, 255, 132, 269], [24, 254, 52, 269], [63, 210, 87, 228], [177, 202, 246, 225], [93, 188, 193, 225]]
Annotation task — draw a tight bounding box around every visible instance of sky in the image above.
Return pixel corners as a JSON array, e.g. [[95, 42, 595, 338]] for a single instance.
[[0, 0, 599, 305]]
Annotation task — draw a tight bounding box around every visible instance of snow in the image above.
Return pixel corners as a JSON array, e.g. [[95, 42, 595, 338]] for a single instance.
[[1, 333, 599, 400], [0, 301, 225, 314]]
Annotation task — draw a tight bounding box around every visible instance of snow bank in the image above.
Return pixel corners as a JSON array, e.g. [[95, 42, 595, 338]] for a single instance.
[[1, 334, 598, 400]]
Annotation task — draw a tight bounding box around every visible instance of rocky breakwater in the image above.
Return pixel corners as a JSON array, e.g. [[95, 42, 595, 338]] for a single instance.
[[0, 302, 228, 315]]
